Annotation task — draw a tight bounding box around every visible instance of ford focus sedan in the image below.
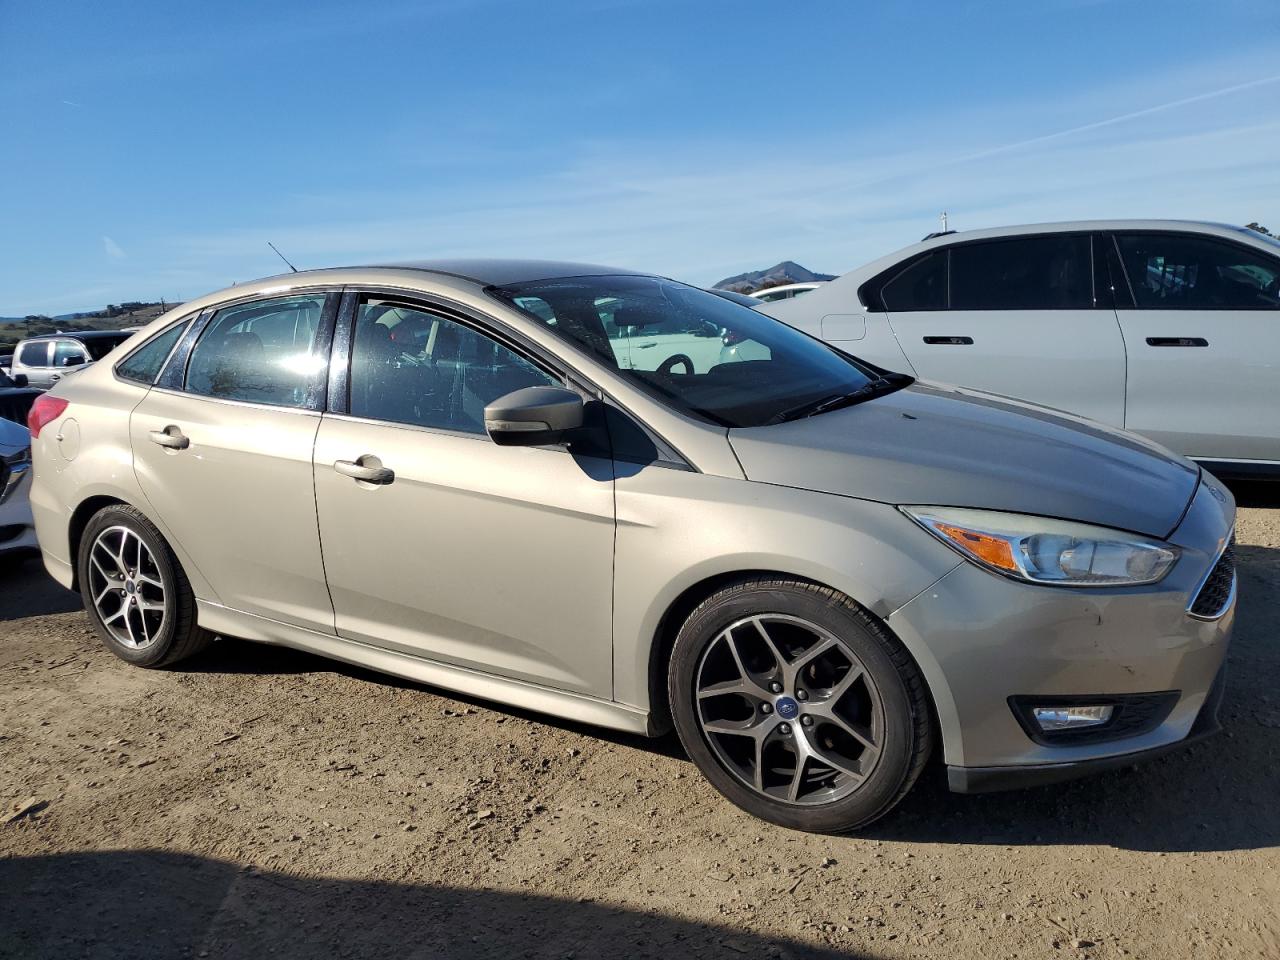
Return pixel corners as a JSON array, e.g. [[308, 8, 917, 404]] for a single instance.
[[28, 260, 1235, 833]]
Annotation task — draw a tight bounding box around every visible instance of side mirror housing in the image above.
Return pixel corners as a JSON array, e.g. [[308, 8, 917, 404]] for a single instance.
[[484, 386, 584, 447], [12, 374, 28, 387], [62, 355, 86, 367]]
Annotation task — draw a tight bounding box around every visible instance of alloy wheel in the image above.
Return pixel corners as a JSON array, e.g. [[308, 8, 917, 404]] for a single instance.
[[87, 525, 167, 649], [694, 614, 885, 805]]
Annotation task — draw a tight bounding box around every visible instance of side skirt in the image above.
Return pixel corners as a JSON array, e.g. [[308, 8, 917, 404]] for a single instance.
[[195, 600, 655, 737]]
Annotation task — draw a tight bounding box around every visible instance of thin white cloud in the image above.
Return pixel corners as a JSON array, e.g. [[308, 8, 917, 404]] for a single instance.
[[102, 236, 126, 260]]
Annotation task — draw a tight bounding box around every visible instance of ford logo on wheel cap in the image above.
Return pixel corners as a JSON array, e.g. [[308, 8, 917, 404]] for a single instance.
[[775, 696, 800, 720]]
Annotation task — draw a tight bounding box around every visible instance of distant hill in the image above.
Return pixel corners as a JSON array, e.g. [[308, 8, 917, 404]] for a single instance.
[[0, 301, 177, 352], [713, 261, 836, 294]]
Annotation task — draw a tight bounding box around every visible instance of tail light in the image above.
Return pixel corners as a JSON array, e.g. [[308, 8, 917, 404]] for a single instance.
[[27, 395, 69, 439]]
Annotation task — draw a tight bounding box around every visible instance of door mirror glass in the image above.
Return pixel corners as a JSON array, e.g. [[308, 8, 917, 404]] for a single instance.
[[484, 386, 584, 446]]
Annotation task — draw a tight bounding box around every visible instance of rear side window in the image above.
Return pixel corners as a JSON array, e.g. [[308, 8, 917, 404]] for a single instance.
[[1115, 233, 1280, 309], [950, 235, 1092, 310], [185, 294, 327, 407], [880, 253, 946, 311], [17, 342, 48, 367], [116, 322, 188, 385], [84, 334, 133, 360]]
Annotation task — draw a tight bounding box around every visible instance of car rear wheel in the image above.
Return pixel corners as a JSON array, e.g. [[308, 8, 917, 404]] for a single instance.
[[77, 504, 212, 668], [669, 577, 932, 833]]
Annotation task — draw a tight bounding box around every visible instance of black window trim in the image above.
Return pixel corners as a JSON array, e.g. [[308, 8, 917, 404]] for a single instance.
[[113, 313, 200, 386], [329, 284, 693, 469], [860, 230, 1104, 312], [156, 287, 341, 410], [1106, 229, 1280, 311]]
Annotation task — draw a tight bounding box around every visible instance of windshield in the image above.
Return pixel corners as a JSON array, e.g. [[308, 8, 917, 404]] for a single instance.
[[491, 275, 895, 428]]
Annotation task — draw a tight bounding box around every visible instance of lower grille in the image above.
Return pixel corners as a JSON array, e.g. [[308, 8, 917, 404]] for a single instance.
[[1189, 535, 1236, 620]]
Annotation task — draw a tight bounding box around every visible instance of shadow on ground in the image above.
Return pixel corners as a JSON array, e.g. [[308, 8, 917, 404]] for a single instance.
[[0, 850, 861, 960], [0, 555, 79, 620]]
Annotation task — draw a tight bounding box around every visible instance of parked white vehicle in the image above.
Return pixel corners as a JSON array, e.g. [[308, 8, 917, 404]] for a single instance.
[[751, 282, 825, 303], [760, 220, 1280, 477]]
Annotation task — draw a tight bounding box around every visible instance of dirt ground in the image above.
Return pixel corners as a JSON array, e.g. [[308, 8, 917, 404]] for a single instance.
[[2, 486, 1278, 960]]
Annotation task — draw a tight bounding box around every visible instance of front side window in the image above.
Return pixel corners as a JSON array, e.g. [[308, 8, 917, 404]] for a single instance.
[[17, 342, 49, 367], [1115, 233, 1280, 309], [116, 322, 188, 385], [949, 235, 1092, 310], [492, 276, 889, 428], [185, 294, 326, 406], [52, 341, 88, 366], [348, 298, 557, 434]]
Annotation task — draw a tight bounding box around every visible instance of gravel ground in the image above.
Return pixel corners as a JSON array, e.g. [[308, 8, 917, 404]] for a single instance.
[[2, 485, 1278, 959]]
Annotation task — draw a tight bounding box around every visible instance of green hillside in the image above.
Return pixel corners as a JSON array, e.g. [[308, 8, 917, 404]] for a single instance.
[[0, 302, 177, 353]]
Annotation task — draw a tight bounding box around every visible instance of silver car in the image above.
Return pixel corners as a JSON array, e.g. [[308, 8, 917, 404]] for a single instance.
[[29, 260, 1235, 833]]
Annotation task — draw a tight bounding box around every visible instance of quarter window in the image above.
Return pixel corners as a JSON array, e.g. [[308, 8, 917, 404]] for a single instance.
[[185, 294, 327, 407], [116, 322, 188, 385], [1115, 233, 1280, 309], [348, 298, 557, 434], [17, 342, 49, 367], [949, 235, 1092, 310]]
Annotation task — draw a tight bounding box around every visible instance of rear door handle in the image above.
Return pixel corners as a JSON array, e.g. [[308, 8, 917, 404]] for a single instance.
[[1146, 337, 1208, 347], [149, 426, 190, 450], [334, 457, 394, 485], [922, 336, 974, 345]]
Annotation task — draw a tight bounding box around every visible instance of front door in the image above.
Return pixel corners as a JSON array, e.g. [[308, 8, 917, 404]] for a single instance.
[[312, 294, 616, 696], [882, 234, 1128, 425], [1110, 230, 1280, 463], [130, 291, 337, 633]]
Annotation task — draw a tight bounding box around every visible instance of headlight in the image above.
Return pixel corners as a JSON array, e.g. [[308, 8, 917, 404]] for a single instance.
[[902, 506, 1179, 587]]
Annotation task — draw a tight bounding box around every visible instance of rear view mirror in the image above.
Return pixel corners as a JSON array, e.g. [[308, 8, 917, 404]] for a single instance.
[[484, 386, 584, 447]]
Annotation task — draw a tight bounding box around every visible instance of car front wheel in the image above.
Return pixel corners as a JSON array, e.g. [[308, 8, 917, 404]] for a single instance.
[[669, 577, 933, 833]]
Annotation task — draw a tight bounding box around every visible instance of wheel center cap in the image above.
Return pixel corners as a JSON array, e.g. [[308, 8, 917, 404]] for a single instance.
[[774, 696, 799, 720], [125, 580, 136, 594]]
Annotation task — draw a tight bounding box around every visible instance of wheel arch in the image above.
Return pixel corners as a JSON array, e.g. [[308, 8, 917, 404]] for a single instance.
[[644, 569, 942, 745]]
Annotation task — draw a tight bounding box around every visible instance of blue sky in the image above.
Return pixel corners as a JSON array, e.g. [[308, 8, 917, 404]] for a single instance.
[[2, 0, 1278, 316]]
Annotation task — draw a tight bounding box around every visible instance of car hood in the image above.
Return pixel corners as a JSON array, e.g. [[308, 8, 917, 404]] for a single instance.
[[728, 382, 1199, 539]]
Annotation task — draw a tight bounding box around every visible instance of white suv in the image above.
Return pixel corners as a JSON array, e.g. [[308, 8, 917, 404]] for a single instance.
[[760, 220, 1280, 477]]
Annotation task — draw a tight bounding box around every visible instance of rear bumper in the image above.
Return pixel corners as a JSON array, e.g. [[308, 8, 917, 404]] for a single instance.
[[948, 663, 1226, 793]]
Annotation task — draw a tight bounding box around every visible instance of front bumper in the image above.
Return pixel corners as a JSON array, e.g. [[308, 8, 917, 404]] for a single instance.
[[888, 478, 1236, 784]]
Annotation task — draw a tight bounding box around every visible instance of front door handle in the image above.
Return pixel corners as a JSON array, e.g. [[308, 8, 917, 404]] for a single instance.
[[149, 426, 190, 450], [334, 456, 394, 485], [922, 336, 974, 345], [1146, 337, 1208, 347]]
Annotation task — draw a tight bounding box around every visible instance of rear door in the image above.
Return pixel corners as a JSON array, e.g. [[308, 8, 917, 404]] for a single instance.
[[311, 292, 616, 696], [130, 291, 338, 633], [1110, 230, 1280, 464], [15, 340, 54, 389], [878, 234, 1127, 425]]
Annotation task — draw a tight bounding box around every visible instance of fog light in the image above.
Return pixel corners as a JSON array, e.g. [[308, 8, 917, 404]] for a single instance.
[[1031, 704, 1114, 731]]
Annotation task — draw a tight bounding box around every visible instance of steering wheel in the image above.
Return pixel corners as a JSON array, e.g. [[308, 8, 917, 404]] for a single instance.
[[658, 354, 695, 376]]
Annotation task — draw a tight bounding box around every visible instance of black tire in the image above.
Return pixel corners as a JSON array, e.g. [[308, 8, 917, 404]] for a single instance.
[[668, 577, 933, 834], [77, 504, 213, 668]]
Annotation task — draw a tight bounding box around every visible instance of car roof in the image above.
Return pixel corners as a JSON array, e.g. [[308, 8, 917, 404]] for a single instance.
[[22, 330, 134, 343], [347, 258, 653, 287]]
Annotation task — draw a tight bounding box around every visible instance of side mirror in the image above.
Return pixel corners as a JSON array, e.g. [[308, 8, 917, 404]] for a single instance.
[[484, 386, 584, 447], [12, 374, 28, 387], [62, 355, 86, 367]]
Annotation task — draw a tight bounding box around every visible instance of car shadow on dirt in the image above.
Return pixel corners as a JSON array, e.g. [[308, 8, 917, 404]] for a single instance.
[[0, 849, 864, 960], [0, 555, 80, 620]]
